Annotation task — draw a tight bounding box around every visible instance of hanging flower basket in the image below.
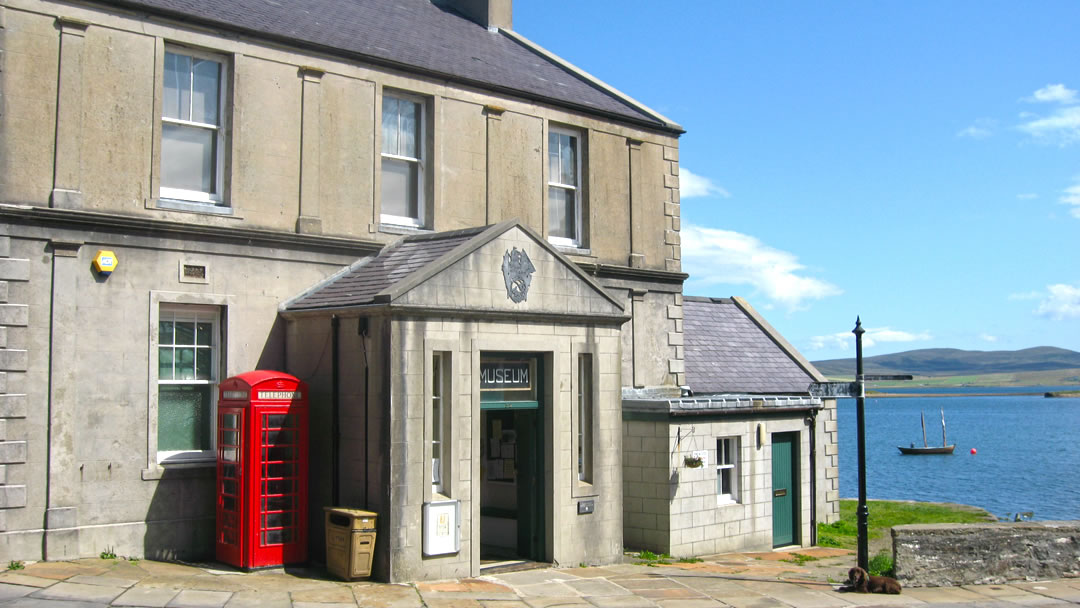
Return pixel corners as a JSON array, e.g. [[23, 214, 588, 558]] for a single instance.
[[683, 454, 704, 469]]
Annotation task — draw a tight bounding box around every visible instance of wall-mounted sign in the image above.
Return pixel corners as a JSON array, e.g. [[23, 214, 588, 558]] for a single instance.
[[480, 361, 531, 390]]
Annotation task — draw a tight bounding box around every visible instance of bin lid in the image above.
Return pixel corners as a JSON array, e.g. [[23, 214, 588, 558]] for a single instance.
[[324, 507, 378, 518]]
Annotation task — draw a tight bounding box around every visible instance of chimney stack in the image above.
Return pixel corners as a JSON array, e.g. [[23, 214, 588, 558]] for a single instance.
[[448, 0, 512, 31]]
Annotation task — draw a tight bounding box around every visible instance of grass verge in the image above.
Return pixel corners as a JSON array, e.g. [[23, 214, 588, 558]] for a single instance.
[[817, 499, 995, 550]]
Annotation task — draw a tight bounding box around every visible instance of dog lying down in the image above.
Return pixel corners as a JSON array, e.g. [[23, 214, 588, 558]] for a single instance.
[[843, 566, 902, 594]]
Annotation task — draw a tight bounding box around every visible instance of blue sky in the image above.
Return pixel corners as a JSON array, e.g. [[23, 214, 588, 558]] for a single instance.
[[516, 1, 1080, 361]]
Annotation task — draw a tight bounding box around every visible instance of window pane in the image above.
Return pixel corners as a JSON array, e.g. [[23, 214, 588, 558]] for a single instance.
[[163, 52, 191, 121], [381, 157, 418, 219], [196, 322, 212, 346], [159, 320, 175, 344], [176, 347, 196, 380], [158, 384, 212, 452], [195, 347, 212, 380], [191, 58, 220, 125], [400, 99, 419, 158], [381, 96, 399, 154], [158, 347, 174, 380], [175, 322, 195, 345], [162, 124, 216, 194], [549, 187, 574, 239], [561, 134, 577, 185], [548, 133, 561, 181]]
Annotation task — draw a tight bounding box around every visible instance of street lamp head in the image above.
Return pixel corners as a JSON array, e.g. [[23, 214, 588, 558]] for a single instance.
[[853, 316, 865, 336]]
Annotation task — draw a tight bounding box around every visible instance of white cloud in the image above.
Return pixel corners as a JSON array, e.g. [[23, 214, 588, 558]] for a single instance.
[[1035, 284, 1080, 320], [957, 118, 996, 139], [980, 333, 998, 343], [1018, 105, 1080, 145], [1025, 83, 1078, 104], [808, 327, 933, 351], [681, 224, 841, 311], [1016, 193, 1038, 200], [1061, 182, 1080, 219], [680, 168, 731, 199]]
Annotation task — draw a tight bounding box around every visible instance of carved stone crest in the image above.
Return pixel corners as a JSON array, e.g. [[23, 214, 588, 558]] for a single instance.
[[501, 247, 535, 303]]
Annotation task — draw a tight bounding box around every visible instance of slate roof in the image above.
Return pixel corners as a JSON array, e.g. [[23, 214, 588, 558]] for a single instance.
[[284, 225, 488, 311], [683, 296, 818, 395], [103, 0, 674, 131]]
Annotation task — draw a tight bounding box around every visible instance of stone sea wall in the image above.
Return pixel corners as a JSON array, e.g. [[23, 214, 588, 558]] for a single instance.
[[893, 521, 1080, 587]]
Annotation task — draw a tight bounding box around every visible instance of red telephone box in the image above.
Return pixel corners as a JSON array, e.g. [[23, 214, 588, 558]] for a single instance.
[[216, 371, 309, 569]]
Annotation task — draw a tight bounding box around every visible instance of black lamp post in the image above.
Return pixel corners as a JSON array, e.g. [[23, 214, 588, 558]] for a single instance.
[[853, 317, 869, 570]]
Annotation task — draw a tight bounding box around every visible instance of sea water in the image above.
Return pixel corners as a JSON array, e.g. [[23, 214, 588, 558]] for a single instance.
[[836, 386, 1080, 521]]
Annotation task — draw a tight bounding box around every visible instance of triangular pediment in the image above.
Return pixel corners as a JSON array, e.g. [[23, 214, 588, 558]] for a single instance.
[[390, 222, 624, 319]]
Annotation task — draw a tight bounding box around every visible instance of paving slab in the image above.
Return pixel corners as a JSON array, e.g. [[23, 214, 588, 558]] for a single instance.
[[166, 589, 234, 608], [223, 590, 293, 608], [492, 571, 581, 586], [563, 579, 634, 597], [30, 581, 126, 603], [112, 586, 182, 607], [521, 597, 591, 608], [290, 586, 357, 604], [565, 569, 624, 580], [68, 574, 141, 588], [292, 603, 358, 608], [633, 589, 706, 601], [350, 583, 424, 608], [512, 582, 580, 599], [904, 585, 994, 603], [653, 600, 726, 608], [582, 596, 657, 608], [422, 599, 484, 608], [0, 573, 56, 588], [0, 583, 37, 601], [1010, 581, 1080, 602], [0, 597, 109, 608], [20, 561, 110, 581]]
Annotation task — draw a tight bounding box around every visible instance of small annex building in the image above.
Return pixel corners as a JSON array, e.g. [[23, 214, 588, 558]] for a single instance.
[[280, 220, 626, 581], [623, 296, 838, 556]]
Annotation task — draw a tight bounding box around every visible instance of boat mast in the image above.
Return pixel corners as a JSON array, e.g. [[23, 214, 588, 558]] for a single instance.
[[921, 411, 927, 447], [941, 408, 947, 446]]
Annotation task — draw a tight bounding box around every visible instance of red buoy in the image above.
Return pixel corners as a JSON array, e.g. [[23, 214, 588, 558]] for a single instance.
[[970, 448, 977, 455]]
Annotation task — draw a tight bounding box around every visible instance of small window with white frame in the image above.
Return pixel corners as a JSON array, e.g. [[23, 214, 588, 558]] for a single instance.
[[431, 351, 450, 495], [381, 91, 427, 227], [548, 125, 584, 248], [160, 47, 228, 205], [157, 305, 221, 462], [716, 436, 739, 504]]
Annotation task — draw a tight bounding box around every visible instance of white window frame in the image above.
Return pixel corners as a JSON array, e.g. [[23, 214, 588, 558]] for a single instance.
[[577, 353, 593, 482], [431, 351, 448, 495], [547, 125, 584, 248], [156, 304, 221, 464], [716, 436, 740, 505], [380, 91, 427, 228], [159, 45, 228, 205], [717, 438, 743, 505]]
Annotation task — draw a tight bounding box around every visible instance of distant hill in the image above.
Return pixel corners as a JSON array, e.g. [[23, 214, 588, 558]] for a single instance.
[[811, 346, 1080, 378]]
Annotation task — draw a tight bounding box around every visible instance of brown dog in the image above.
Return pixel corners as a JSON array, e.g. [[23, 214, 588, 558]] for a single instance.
[[847, 566, 902, 594]]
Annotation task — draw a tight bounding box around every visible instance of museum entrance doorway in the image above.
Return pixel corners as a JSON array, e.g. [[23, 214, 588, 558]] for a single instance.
[[478, 353, 545, 564]]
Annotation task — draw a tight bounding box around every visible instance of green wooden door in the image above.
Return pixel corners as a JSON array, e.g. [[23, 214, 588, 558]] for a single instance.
[[771, 432, 800, 547]]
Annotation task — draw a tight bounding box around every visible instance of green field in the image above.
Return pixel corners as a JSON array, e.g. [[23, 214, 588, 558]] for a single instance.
[[827, 367, 1080, 389]]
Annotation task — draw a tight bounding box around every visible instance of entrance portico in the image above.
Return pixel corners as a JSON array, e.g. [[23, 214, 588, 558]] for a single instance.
[[282, 220, 628, 582]]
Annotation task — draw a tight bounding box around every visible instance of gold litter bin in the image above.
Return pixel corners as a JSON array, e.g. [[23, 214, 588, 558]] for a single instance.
[[324, 507, 377, 580]]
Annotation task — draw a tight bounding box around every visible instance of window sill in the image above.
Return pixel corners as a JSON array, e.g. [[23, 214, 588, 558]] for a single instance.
[[552, 244, 593, 258], [142, 459, 215, 481], [150, 197, 240, 218], [716, 497, 740, 507], [378, 222, 432, 235]]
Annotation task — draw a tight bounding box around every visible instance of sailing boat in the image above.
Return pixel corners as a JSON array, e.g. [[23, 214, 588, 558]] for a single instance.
[[898, 408, 956, 454]]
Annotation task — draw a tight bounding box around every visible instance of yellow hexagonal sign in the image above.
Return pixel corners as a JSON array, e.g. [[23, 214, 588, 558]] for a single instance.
[[92, 250, 118, 276]]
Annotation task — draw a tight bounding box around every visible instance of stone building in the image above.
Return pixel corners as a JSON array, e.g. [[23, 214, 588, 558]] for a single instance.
[[622, 297, 839, 556], [0, 0, 836, 581]]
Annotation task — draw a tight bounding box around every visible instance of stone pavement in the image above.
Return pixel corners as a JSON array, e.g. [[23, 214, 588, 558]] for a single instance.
[[2, 547, 1078, 608]]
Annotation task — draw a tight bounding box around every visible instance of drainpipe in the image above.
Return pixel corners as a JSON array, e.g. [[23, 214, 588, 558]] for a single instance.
[[331, 315, 340, 506], [807, 408, 818, 546]]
